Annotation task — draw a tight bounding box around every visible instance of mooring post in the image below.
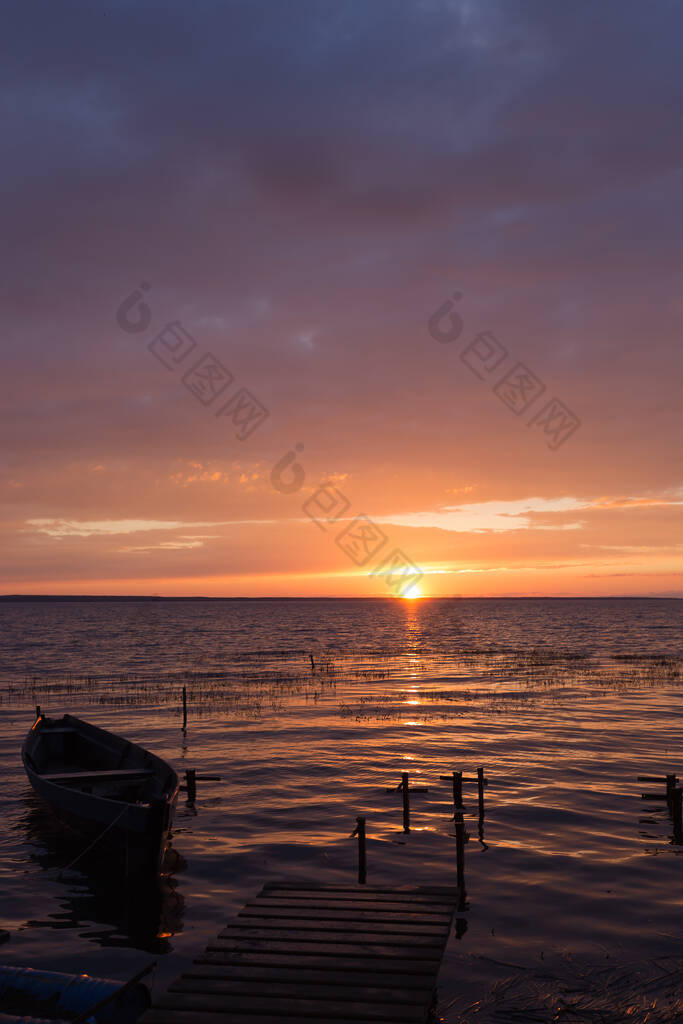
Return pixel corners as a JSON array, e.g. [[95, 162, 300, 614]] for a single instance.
[[440, 770, 464, 817], [401, 772, 410, 833], [182, 686, 187, 730], [477, 766, 486, 818], [309, 653, 315, 672], [186, 768, 197, 804], [356, 816, 367, 884], [672, 787, 683, 842], [453, 770, 463, 815], [666, 773, 677, 803], [35, 705, 41, 719]]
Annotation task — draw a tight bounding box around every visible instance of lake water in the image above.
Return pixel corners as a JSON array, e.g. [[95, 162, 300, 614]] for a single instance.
[[0, 598, 681, 1021]]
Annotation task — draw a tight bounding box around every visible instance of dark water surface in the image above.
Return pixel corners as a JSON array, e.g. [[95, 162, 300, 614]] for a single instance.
[[0, 598, 681, 1020]]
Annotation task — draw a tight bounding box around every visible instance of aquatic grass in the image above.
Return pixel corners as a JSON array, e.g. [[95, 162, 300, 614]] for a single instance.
[[1, 649, 680, 725], [449, 954, 683, 1023], [332, 650, 682, 722]]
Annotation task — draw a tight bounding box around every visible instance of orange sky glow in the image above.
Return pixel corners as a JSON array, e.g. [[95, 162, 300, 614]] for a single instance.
[[2, 3, 682, 598]]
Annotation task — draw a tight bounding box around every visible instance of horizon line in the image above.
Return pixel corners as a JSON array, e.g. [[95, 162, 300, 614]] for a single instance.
[[0, 594, 681, 601]]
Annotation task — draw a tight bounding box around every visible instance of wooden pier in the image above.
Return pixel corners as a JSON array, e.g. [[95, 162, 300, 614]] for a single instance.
[[141, 882, 461, 1024]]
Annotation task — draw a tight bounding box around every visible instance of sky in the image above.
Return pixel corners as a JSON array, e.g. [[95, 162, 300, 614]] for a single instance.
[[2, 0, 682, 598]]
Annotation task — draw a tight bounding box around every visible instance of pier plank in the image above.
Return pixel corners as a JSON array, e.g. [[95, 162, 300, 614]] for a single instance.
[[144, 1013, 407, 1024], [167, 978, 432, 1009], [195, 951, 438, 974], [238, 904, 453, 926], [224, 921, 450, 937], [181, 963, 434, 990], [141, 883, 459, 1024], [263, 883, 457, 901], [244, 896, 454, 916], [208, 937, 443, 959], [155, 991, 424, 1020]]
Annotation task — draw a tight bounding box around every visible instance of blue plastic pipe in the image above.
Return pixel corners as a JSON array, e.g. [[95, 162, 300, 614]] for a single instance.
[[0, 966, 149, 1024]]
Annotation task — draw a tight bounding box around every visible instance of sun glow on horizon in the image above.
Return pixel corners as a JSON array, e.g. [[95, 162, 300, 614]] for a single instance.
[[402, 584, 423, 599]]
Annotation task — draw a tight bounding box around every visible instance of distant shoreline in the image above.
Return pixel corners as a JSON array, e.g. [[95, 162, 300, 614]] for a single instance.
[[0, 595, 679, 602]]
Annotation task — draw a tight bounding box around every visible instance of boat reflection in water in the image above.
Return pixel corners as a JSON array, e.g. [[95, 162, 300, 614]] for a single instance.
[[18, 793, 185, 953]]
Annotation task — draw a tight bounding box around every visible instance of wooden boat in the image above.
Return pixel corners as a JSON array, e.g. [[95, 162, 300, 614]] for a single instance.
[[22, 713, 179, 877]]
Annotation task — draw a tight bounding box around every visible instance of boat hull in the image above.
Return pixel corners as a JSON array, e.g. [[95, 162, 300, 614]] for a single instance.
[[22, 715, 178, 878]]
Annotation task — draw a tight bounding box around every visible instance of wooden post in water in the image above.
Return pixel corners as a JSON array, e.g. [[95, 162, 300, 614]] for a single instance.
[[186, 768, 197, 804], [35, 705, 41, 719], [440, 770, 464, 818], [356, 816, 367, 884], [401, 772, 410, 833], [477, 766, 486, 818], [182, 686, 187, 730], [672, 787, 683, 843], [453, 770, 463, 814], [666, 773, 677, 803]]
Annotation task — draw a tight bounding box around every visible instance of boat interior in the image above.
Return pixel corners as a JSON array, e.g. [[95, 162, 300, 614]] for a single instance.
[[24, 716, 171, 803]]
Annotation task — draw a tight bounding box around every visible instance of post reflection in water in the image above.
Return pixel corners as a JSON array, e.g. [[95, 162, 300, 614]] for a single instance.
[[17, 792, 185, 952], [476, 800, 488, 851], [638, 805, 683, 852]]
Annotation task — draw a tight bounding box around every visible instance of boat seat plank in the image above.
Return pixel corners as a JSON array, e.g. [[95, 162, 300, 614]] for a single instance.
[[41, 768, 154, 783]]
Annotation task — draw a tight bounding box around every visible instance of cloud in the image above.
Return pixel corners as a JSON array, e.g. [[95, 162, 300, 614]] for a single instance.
[[377, 497, 586, 533], [590, 493, 683, 510], [376, 488, 683, 534], [120, 538, 207, 553], [26, 518, 276, 538]]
